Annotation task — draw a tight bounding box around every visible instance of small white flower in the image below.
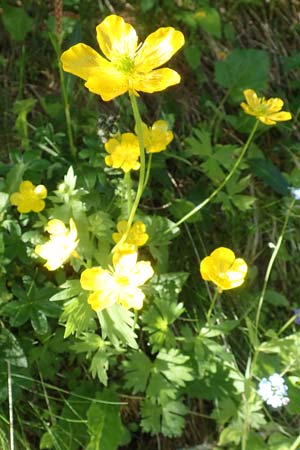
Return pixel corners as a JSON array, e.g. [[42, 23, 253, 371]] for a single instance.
[[289, 187, 300, 200], [258, 373, 289, 408]]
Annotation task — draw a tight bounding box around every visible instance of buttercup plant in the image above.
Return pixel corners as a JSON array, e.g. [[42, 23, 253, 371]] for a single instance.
[[3, 7, 300, 450]]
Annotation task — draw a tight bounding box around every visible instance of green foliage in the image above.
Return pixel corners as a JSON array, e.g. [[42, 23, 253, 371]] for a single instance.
[[215, 49, 270, 100]]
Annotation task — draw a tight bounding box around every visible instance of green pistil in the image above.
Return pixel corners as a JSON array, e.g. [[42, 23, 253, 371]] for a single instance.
[[115, 56, 135, 73]]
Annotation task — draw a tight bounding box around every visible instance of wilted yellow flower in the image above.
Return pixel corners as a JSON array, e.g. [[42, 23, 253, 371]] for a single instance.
[[80, 251, 154, 311], [61, 14, 184, 101], [240, 89, 292, 125], [105, 133, 140, 172], [10, 181, 47, 213], [200, 247, 248, 292], [140, 120, 174, 153], [35, 219, 79, 271], [113, 220, 149, 248]]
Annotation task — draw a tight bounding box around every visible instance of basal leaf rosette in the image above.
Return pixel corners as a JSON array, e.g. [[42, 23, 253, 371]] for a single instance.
[[10, 180, 47, 213], [61, 14, 185, 101], [200, 247, 248, 293], [80, 251, 154, 311], [241, 89, 292, 125]]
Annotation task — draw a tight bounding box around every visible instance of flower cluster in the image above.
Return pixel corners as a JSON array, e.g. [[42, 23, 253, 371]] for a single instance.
[[258, 373, 289, 408], [80, 251, 153, 311], [10, 181, 47, 213], [104, 119, 173, 172], [241, 89, 292, 125], [113, 220, 149, 250], [35, 219, 79, 271], [200, 247, 248, 292], [61, 14, 184, 101]]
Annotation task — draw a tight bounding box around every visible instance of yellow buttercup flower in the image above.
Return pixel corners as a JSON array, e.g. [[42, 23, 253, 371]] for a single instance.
[[240, 89, 292, 125], [10, 181, 47, 213], [35, 219, 79, 271], [61, 14, 184, 101], [105, 132, 140, 172], [80, 251, 154, 311], [200, 247, 248, 293], [140, 120, 174, 153], [112, 220, 149, 248]]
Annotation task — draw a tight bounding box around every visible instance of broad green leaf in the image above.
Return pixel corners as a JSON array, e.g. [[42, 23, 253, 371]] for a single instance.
[[124, 351, 153, 393], [195, 7, 221, 38], [215, 49, 269, 101], [141, 398, 187, 438], [155, 348, 193, 387], [86, 390, 124, 450], [248, 158, 290, 195], [0, 329, 27, 367], [98, 304, 137, 349], [264, 290, 289, 307], [60, 294, 95, 338], [90, 349, 109, 386], [31, 309, 48, 335], [50, 280, 82, 302], [2, 4, 34, 41]]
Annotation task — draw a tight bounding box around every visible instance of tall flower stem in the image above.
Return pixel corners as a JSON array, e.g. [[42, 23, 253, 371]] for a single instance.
[[49, 33, 76, 159], [113, 94, 146, 251], [124, 171, 132, 218], [206, 289, 219, 322], [255, 198, 296, 335], [169, 120, 259, 230], [143, 154, 152, 191]]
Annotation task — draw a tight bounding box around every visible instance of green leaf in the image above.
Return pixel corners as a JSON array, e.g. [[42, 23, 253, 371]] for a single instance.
[[31, 309, 48, 335], [248, 158, 290, 195], [195, 7, 221, 38], [215, 49, 270, 101], [264, 290, 289, 307], [141, 398, 187, 438], [86, 390, 124, 450], [90, 349, 110, 386], [50, 280, 82, 302], [60, 294, 95, 338], [155, 348, 193, 388], [124, 351, 152, 393], [98, 304, 137, 349], [2, 4, 34, 41], [219, 420, 242, 446], [0, 329, 27, 367], [184, 43, 201, 70]]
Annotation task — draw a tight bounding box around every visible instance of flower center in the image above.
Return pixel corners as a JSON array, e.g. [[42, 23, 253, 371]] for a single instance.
[[114, 56, 135, 74], [116, 275, 130, 287]]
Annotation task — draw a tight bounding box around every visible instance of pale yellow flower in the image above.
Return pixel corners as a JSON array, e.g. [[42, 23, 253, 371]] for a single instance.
[[200, 247, 248, 292], [140, 120, 173, 153], [61, 14, 184, 101], [80, 251, 154, 311], [112, 220, 149, 248], [10, 181, 47, 213], [35, 219, 79, 271], [105, 133, 140, 172], [240, 89, 292, 125]]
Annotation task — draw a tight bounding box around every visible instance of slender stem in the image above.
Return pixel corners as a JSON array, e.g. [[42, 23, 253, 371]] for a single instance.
[[49, 33, 76, 159], [255, 198, 296, 334], [7, 361, 14, 450], [113, 94, 146, 251], [124, 171, 132, 217], [168, 120, 259, 231], [143, 153, 152, 191], [206, 289, 219, 322]]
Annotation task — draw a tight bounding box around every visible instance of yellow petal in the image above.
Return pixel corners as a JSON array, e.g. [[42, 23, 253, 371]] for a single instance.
[[61, 43, 106, 80], [88, 290, 116, 311], [128, 261, 154, 286], [85, 64, 129, 101], [210, 247, 235, 272], [266, 111, 292, 122], [34, 185, 47, 199], [19, 181, 34, 193], [133, 68, 181, 93], [10, 192, 21, 206], [96, 15, 138, 60], [31, 199, 45, 213], [118, 286, 145, 310], [243, 89, 259, 108], [135, 27, 185, 71], [80, 267, 110, 291], [46, 219, 67, 236], [240, 102, 257, 117], [113, 251, 138, 273], [265, 97, 284, 113], [199, 256, 212, 281]]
